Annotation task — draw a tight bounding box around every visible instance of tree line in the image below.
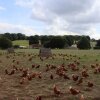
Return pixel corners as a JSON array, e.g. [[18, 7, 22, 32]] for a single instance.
[[0, 32, 100, 49]]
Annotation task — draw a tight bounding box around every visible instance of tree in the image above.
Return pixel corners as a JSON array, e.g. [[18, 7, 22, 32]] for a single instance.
[[17, 33, 26, 40], [65, 36, 74, 46], [29, 35, 39, 45], [11, 33, 18, 41], [47, 36, 65, 49], [3, 33, 12, 40], [96, 39, 100, 46], [77, 36, 91, 49], [0, 36, 12, 49]]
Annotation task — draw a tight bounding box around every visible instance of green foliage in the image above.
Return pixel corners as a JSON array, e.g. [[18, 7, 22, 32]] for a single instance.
[[65, 36, 74, 46], [13, 45, 20, 49], [44, 36, 65, 49], [0, 36, 12, 49], [17, 33, 26, 40], [3, 33, 26, 40], [93, 46, 100, 49], [43, 41, 51, 48], [77, 36, 91, 49], [96, 39, 100, 47], [29, 35, 39, 45]]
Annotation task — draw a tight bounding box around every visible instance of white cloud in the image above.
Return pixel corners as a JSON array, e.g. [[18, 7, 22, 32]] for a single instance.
[[0, 23, 39, 36], [15, 0, 100, 39]]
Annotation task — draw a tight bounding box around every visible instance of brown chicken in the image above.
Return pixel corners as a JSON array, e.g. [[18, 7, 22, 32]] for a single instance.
[[94, 68, 98, 74], [19, 77, 26, 84], [36, 96, 42, 100], [36, 64, 40, 68], [82, 70, 89, 78], [32, 64, 35, 68], [27, 74, 32, 81], [8, 69, 15, 75], [63, 74, 70, 80], [72, 74, 79, 81], [5, 69, 9, 74], [77, 77, 83, 85], [50, 74, 54, 79], [88, 82, 93, 87], [53, 84, 61, 95], [80, 94, 85, 100], [69, 86, 80, 95]]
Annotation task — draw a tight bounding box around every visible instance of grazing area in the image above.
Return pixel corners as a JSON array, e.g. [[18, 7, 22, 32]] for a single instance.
[[0, 49, 100, 100], [13, 40, 29, 46]]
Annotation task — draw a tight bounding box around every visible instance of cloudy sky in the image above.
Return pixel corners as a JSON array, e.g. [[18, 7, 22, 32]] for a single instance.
[[0, 0, 100, 39]]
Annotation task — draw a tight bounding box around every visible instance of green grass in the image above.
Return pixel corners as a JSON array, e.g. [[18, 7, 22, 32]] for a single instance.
[[0, 49, 100, 100], [13, 40, 29, 46]]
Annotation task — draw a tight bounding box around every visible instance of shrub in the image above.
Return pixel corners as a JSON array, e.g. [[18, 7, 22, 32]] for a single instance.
[[77, 36, 91, 49], [13, 45, 20, 49], [49, 36, 65, 49], [0, 36, 12, 49], [96, 39, 100, 47], [93, 46, 100, 49]]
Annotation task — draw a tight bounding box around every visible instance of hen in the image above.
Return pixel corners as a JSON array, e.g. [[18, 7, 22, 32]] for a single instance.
[[69, 86, 80, 95], [53, 84, 61, 95]]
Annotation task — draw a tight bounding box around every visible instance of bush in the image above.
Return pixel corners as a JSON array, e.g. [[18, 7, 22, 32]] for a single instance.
[[65, 36, 74, 46], [13, 45, 20, 49], [49, 36, 65, 49], [96, 39, 100, 47], [43, 41, 51, 48], [93, 46, 100, 49], [77, 36, 91, 49], [0, 36, 12, 49]]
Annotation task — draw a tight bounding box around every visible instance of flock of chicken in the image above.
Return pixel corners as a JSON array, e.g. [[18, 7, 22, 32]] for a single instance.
[[1, 53, 100, 100]]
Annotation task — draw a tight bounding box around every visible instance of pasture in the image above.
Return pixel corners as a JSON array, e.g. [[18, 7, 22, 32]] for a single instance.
[[13, 40, 29, 46], [0, 49, 100, 100]]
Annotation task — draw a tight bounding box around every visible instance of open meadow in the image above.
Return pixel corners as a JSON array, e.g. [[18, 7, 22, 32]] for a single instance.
[[0, 49, 100, 100]]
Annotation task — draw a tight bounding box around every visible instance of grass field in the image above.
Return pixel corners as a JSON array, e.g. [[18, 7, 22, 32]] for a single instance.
[[0, 49, 100, 100], [13, 40, 29, 46]]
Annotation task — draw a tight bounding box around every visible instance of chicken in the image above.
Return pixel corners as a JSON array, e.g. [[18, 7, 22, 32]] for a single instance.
[[87, 82, 93, 87], [5, 69, 9, 74], [40, 57, 43, 61], [16, 61, 19, 65], [36, 65, 40, 69], [37, 72, 42, 79], [50, 74, 53, 79], [53, 84, 61, 95], [97, 67, 100, 72], [36, 96, 42, 100], [27, 74, 32, 81], [31, 72, 37, 78], [32, 64, 35, 68], [94, 68, 98, 74], [77, 77, 83, 85], [38, 75, 42, 79], [63, 74, 70, 80], [8, 69, 15, 75], [72, 74, 79, 81], [69, 86, 80, 95], [19, 77, 26, 84], [13, 65, 18, 71], [82, 70, 89, 78], [91, 64, 95, 68], [80, 94, 85, 100]]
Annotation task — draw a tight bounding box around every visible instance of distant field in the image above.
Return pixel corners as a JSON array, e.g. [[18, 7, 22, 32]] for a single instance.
[[13, 40, 29, 46]]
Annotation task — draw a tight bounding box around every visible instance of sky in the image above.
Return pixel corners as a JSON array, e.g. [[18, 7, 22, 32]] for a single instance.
[[0, 0, 100, 39]]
